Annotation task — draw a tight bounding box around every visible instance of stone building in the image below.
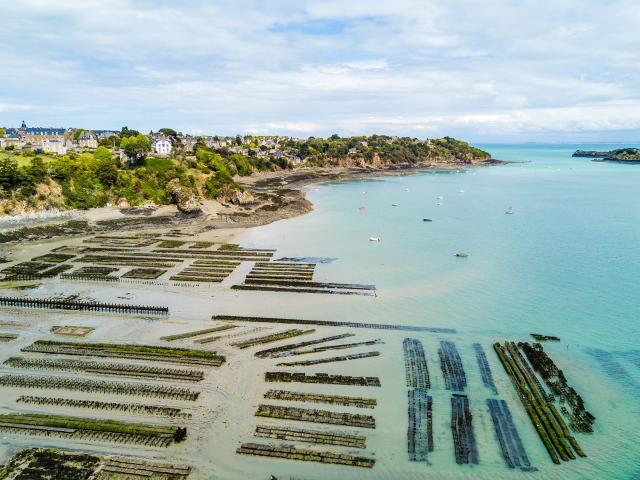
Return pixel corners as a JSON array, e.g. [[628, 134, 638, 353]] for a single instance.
[[77, 131, 98, 149], [4, 121, 65, 147]]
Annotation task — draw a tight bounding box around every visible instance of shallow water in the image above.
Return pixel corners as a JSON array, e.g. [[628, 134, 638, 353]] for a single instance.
[[239, 143, 640, 479]]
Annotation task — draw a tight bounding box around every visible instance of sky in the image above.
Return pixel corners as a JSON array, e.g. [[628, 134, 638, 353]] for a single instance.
[[1, 0, 640, 142]]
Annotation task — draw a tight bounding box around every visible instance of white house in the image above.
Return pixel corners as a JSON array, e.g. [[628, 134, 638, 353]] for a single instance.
[[154, 137, 172, 156]]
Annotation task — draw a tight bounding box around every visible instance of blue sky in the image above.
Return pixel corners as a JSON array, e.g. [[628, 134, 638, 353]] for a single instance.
[[1, 0, 639, 142]]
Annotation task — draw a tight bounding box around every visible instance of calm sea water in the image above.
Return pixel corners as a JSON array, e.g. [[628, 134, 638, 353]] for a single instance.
[[240, 143, 640, 479]]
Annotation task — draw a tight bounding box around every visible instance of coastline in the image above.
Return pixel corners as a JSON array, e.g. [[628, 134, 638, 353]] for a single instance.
[[0, 160, 503, 247]]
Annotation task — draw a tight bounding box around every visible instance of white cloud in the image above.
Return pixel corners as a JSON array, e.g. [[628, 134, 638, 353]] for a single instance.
[[0, 0, 639, 141]]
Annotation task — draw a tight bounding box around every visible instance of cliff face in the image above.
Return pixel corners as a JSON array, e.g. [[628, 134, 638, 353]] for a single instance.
[[327, 151, 491, 169], [0, 180, 65, 216]]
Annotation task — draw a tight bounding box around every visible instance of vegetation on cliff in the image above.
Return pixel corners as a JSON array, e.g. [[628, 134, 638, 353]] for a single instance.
[[298, 135, 490, 166], [0, 134, 490, 216]]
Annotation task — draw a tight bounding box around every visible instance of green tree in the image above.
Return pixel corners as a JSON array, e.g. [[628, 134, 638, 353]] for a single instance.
[[120, 134, 151, 164], [96, 161, 118, 188], [72, 129, 84, 141], [159, 128, 178, 138], [99, 135, 120, 148], [93, 146, 118, 188], [93, 146, 112, 163], [0, 128, 5, 138], [120, 126, 140, 138], [0, 156, 19, 191], [28, 157, 47, 182], [228, 153, 252, 176]]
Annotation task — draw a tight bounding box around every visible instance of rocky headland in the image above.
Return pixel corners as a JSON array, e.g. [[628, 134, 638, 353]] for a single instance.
[[573, 148, 640, 163]]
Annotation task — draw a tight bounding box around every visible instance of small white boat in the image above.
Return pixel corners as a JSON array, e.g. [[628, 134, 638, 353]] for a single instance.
[[505, 206, 514, 215], [436, 202, 443, 206], [455, 252, 468, 258], [369, 237, 381, 242], [392, 203, 398, 207], [459, 190, 465, 193], [437, 195, 444, 200]]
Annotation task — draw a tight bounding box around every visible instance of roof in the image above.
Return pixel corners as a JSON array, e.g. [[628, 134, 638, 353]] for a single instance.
[[23, 127, 66, 135], [5, 126, 65, 136]]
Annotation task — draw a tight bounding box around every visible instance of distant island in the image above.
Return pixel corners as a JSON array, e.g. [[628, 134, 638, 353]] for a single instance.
[[0, 122, 494, 218], [573, 148, 640, 163]]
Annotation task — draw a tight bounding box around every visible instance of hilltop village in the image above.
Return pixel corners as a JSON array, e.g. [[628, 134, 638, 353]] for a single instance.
[[0, 122, 304, 165]]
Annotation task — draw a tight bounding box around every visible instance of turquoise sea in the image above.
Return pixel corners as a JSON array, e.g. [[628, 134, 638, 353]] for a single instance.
[[240, 144, 640, 479]]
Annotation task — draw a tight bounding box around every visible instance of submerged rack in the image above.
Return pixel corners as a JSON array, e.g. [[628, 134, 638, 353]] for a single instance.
[[473, 343, 498, 394], [236, 442, 374, 468], [254, 425, 366, 448], [264, 389, 377, 409], [22, 340, 225, 367], [255, 404, 375, 428], [265, 371, 381, 387], [487, 398, 534, 471], [0, 413, 186, 447], [276, 351, 380, 367], [230, 329, 315, 349], [17, 396, 192, 419], [255, 333, 355, 358], [0, 296, 168, 316], [451, 394, 479, 465], [493, 342, 586, 464], [403, 338, 431, 389], [0, 374, 199, 401], [213, 315, 456, 334], [408, 388, 433, 462], [3, 356, 205, 382], [439, 341, 467, 392]]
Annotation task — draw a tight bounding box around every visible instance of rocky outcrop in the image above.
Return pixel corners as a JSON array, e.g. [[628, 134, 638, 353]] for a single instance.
[[167, 179, 202, 213], [116, 198, 131, 209], [216, 185, 255, 205]]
